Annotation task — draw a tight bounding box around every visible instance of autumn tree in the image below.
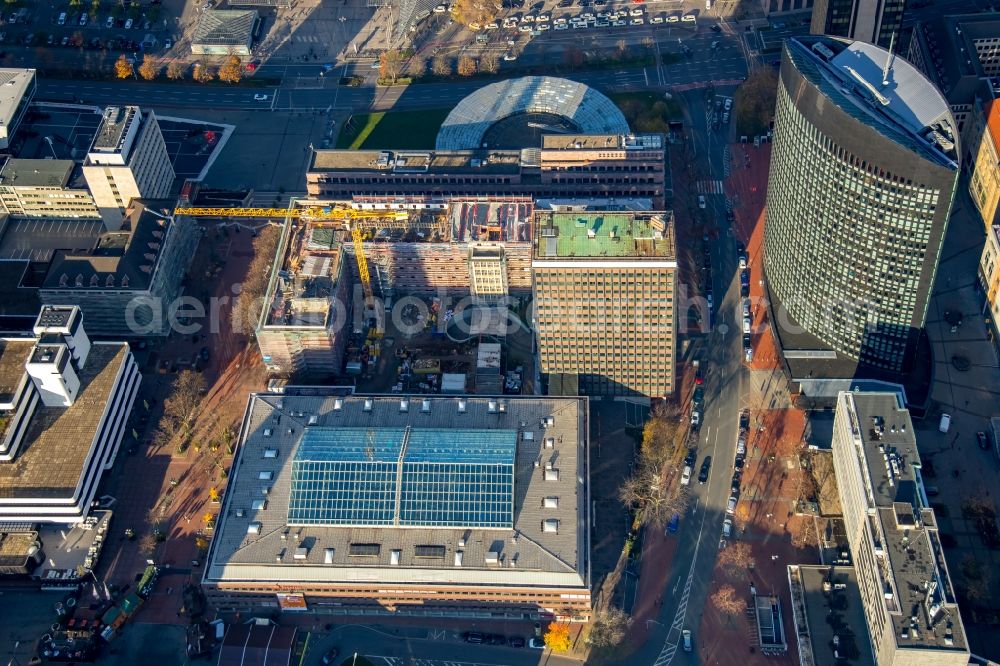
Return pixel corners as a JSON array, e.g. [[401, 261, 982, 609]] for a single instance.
[[209, 487, 221, 503], [379, 49, 405, 84], [457, 55, 477, 77], [166, 61, 184, 80], [138, 54, 159, 81], [479, 51, 499, 74], [231, 224, 281, 335], [717, 541, 754, 580], [733, 66, 779, 136], [192, 63, 215, 83], [114, 54, 134, 79], [543, 622, 571, 653], [451, 0, 498, 28], [588, 607, 630, 648], [432, 55, 452, 77], [217, 54, 243, 84], [711, 584, 746, 627]]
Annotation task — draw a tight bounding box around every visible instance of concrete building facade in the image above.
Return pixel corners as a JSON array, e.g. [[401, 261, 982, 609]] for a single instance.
[[532, 210, 676, 397], [0, 68, 35, 150], [203, 393, 592, 621], [831, 391, 968, 666], [978, 225, 1000, 358], [966, 100, 1000, 230], [0, 158, 99, 219], [764, 37, 959, 384], [82, 107, 175, 230], [0, 306, 139, 523], [810, 0, 906, 48]]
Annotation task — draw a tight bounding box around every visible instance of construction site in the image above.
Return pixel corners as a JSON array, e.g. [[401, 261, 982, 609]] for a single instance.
[[240, 199, 536, 387]]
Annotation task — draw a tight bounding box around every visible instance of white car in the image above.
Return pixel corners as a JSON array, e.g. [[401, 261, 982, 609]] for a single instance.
[[630, 17, 644, 24], [503, 19, 517, 27], [485, 21, 498, 28], [726, 496, 737, 514], [124, 18, 133, 29], [682, 13, 696, 21], [596, 20, 609, 26], [434, 3, 447, 11], [629, 7, 643, 16], [698, 194, 706, 209], [682, 629, 693, 652], [742, 299, 750, 317], [612, 19, 626, 26], [739, 256, 747, 270], [745, 347, 753, 363], [521, 14, 534, 21], [79, 12, 88, 25], [650, 16, 663, 23], [537, 13, 550, 21], [554, 22, 568, 29], [667, 15, 680, 22], [554, 17, 567, 23], [537, 22, 549, 29], [573, 21, 587, 28], [528, 638, 545, 649], [106, 15, 114, 27], [724, 97, 733, 111], [722, 518, 733, 538], [743, 317, 751, 334], [519, 24, 532, 31], [681, 466, 692, 486], [503, 52, 517, 60], [581, 12, 595, 19], [254, 94, 269, 101], [597, 10, 610, 17]]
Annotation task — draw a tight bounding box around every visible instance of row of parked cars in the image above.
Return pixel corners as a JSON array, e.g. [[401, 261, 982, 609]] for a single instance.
[[462, 632, 543, 648], [722, 409, 752, 539], [737, 243, 753, 362]]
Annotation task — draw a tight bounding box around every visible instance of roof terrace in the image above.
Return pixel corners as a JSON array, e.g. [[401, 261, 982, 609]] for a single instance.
[[534, 211, 675, 260]]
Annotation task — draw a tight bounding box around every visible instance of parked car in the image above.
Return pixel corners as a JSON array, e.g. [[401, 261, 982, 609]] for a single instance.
[[463, 632, 485, 644], [528, 638, 545, 649], [731, 472, 741, 493], [79, 12, 88, 25], [699, 456, 712, 483], [698, 194, 706, 209], [743, 317, 751, 334], [321, 649, 340, 665], [58, 12, 67, 25], [726, 495, 737, 514], [977, 431, 991, 450], [124, 18, 133, 29], [668, 513, 680, 533], [742, 299, 750, 317], [722, 518, 733, 538], [106, 15, 114, 28], [254, 93, 269, 101], [681, 466, 692, 486], [682, 629, 693, 652], [509, 636, 526, 648], [691, 411, 701, 428], [733, 456, 744, 471], [684, 449, 697, 467]]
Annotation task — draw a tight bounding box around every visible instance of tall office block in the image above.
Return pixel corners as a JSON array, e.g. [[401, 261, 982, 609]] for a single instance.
[[763, 37, 958, 385], [831, 391, 968, 665], [83, 106, 175, 230], [532, 211, 676, 397], [810, 0, 907, 48]]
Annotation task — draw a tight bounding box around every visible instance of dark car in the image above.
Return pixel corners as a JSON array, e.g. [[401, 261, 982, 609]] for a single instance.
[[321, 649, 340, 665], [684, 449, 697, 467], [488, 634, 506, 645], [698, 456, 712, 483], [199, 346, 210, 362], [743, 333, 752, 349], [463, 632, 485, 644], [711, 24, 721, 32], [740, 409, 750, 430], [731, 472, 741, 493], [741, 283, 750, 297], [736, 242, 747, 260], [733, 456, 745, 471], [667, 513, 680, 533], [693, 386, 704, 408], [509, 636, 526, 648], [977, 431, 991, 450], [740, 269, 750, 285]]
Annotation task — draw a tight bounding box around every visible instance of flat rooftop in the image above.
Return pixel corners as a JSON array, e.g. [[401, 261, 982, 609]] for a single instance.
[[0, 344, 129, 499], [0, 158, 75, 188], [263, 221, 343, 329], [841, 392, 967, 653], [0, 68, 34, 127], [540, 134, 664, 150], [790, 565, 874, 666], [0, 339, 31, 404], [310, 149, 522, 175], [534, 211, 675, 259], [90, 106, 139, 154], [206, 394, 589, 590]]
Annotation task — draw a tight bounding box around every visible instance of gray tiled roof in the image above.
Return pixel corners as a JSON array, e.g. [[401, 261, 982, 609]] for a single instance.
[[192, 9, 256, 47], [206, 394, 589, 589]]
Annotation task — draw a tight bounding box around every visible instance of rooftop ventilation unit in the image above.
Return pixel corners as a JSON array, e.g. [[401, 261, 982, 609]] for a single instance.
[[421, 399, 431, 413], [363, 398, 373, 412], [400, 398, 409, 412], [333, 398, 343, 411], [324, 548, 335, 564], [458, 399, 467, 413], [247, 522, 262, 535]]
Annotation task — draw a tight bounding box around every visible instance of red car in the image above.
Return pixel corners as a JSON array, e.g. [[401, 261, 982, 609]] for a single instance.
[[246, 62, 256, 72]]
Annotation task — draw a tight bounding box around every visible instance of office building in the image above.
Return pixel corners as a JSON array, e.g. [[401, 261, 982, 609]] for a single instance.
[[532, 210, 676, 397], [760, 0, 813, 16], [0, 306, 139, 523], [306, 134, 667, 209], [763, 37, 959, 387], [831, 391, 968, 666], [83, 106, 175, 230], [0, 158, 100, 219], [37, 203, 198, 337], [907, 13, 1000, 139], [967, 100, 1000, 230], [190, 9, 257, 56], [203, 393, 592, 621], [0, 68, 35, 150], [787, 564, 877, 666], [810, 0, 906, 48], [978, 225, 1000, 357]]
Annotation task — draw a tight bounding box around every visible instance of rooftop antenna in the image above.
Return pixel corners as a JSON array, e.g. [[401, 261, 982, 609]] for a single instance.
[[883, 31, 897, 87]]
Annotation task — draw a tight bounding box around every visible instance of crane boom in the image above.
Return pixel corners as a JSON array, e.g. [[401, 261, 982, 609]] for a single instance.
[[352, 225, 373, 302]]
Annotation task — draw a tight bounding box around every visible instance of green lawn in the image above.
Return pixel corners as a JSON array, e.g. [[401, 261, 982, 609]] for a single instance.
[[336, 108, 452, 150]]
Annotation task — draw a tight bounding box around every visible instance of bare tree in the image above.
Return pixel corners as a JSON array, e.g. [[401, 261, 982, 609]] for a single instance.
[[138, 532, 158, 556], [619, 459, 687, 528], [408, 55, 427, 77], [432, 55, 452, 77], [717, 542, 754, 580], [166, 61, 184, 80], [192, 63, 215, 83], [379, 49, 406, 84], [479, 51, 499, 74], [588, 606, 631, 647], [163, 370, 207, 432], [711, 584, 746, 626], [231, 224, 280, 335], [457, 55, 477, 77]]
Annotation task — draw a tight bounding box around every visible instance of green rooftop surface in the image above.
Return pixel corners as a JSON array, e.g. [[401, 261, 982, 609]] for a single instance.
[[537, 212, 674, 259]]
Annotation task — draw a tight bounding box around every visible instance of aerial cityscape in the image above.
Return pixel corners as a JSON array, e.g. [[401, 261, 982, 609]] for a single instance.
[[0, 0, 998, 664]]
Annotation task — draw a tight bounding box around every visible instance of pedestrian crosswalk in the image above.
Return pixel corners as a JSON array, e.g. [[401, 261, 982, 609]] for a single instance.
[[696, 180, 725, 194]]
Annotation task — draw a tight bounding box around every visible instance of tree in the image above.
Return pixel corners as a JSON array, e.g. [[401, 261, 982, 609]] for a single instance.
[[479, 51, 499, 74], [564, 46, 585, 68], [209, 487, 221, 503], [192, 63, 215, 83], [138, 532, 158, 556], [588, 607, 630, 648], [432, 55, 452, 77], [379, 49, 405, 84], [717, 541, 754, 580], [218, 54, 243, 84], [194, 535, 210, 552], [451, 0, 498, 28], [138, 54, 158, 81], [166, 61, 184, 80], [231, 224, 281, 334], [960, 554, 991, 604], [619, 458, 687, 528], [91, 0, 101, 12], [408, 55, 427, 77], [114, 54, 134, 79], [711, 584, 746, 626], [457, 55, 477, 77], [543, 622, 571, 653], [163, 370, 206, 432], [733, 67, 779, 136]]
